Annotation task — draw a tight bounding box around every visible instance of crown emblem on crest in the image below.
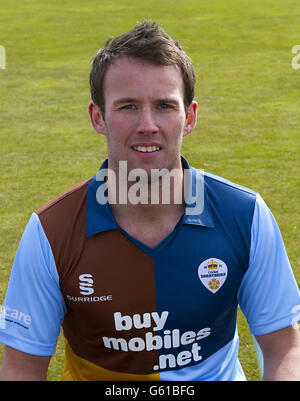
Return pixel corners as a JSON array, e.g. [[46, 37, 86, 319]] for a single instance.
[[199, 257, 228, 293], [207, 259, 218, 270]]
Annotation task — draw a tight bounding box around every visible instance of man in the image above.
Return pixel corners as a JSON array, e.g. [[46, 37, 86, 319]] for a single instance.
[[0, 21, 300, 381]]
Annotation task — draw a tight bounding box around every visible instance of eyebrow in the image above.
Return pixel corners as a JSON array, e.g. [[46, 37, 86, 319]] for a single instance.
[[156, 98, 180, 105], [112, 97, 180, 106], [113, 97, 137, 106]]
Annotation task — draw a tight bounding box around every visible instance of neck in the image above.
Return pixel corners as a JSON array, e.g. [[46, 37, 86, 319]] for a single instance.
[[107, 166, 185, 222]]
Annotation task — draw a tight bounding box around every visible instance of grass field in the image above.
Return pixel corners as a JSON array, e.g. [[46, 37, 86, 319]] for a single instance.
[[0, 0, 299, 381]]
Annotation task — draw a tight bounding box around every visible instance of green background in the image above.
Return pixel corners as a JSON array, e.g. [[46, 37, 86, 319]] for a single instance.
[[0, 0, 299, 380]]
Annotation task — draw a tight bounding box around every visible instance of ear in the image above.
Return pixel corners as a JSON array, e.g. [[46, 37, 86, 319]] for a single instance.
[[88, 102, 107, 135], [183, 101, 198, 137]]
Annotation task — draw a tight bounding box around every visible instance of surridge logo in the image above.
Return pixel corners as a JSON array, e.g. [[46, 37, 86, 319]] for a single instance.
[[66, 273, 112, 303], [79, 273, 94, 295]]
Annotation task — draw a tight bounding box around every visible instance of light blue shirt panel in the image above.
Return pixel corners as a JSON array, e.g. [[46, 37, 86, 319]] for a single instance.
[[160, 329, 246, 381], [0, 213, 66, 355], [238, 194, 300, 335]]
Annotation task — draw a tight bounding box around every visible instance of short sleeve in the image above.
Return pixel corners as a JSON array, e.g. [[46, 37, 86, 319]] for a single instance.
[[0, 213, 66, 355], [238, 194, 300, 335]]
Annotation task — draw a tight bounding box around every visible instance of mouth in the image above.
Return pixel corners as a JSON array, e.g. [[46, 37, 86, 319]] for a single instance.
[[132, 145, 161, 153]]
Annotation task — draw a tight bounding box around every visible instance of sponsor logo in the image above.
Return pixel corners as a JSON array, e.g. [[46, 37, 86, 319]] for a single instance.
[[0, 305, 31, 330], [66, 294, 112, 303], [198, 258, 228, 294], [79, 273, 94, 295], [101, 311, 211, 371], [65, 274, 112, 303]]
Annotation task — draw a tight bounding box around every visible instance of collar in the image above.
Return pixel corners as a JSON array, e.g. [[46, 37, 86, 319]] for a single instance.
[[86, 157, 214, 238]]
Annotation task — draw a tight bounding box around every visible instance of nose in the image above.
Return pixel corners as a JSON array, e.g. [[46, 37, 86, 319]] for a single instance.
[[136, 107, 159, 135]]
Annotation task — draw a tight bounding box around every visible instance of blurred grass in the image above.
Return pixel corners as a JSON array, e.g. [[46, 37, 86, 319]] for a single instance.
[[1, 0, 299, 381]]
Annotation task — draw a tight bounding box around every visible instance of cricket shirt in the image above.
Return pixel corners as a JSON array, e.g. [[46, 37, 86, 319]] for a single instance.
[[0, 157, 299, 381]]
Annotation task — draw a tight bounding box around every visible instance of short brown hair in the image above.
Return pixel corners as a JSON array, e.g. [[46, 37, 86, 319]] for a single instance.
[[90, 21, 196, 117]]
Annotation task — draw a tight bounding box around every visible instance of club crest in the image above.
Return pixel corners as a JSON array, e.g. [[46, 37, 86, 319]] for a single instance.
[[198, 258, 228, 294]]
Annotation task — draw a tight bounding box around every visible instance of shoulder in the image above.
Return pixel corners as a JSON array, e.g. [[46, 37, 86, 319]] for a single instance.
[[203, 171, 257, 215], [204, 171, 256, 198], [35, 177, 92, 249], [36, 177, 91, 218]]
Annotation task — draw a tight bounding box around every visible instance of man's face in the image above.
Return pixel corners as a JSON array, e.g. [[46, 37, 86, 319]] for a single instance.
[[89, 56, 197, 176]]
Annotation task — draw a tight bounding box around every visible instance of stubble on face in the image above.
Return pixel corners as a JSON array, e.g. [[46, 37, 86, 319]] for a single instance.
[[101, 57, 191, 175]]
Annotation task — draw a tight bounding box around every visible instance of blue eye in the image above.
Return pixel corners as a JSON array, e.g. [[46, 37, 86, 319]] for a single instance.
[[159, 103, 172, 110], [122, 104, 136, 110]]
